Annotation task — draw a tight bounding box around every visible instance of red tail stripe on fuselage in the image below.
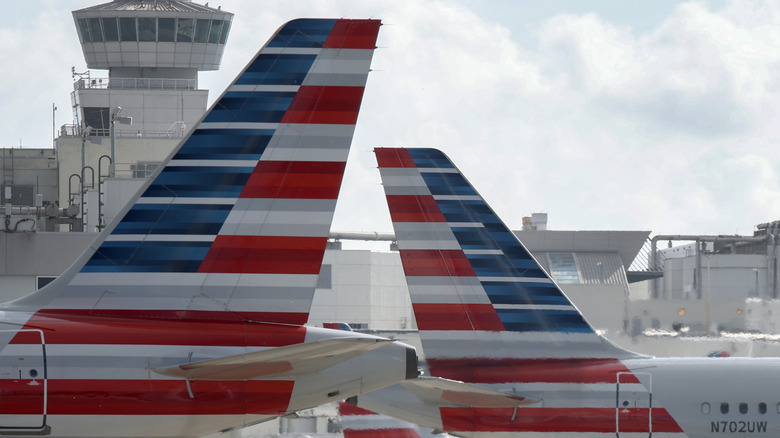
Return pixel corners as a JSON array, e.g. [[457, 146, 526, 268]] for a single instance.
[[399, 249, 476, 277], [343, 429, 421, 438], [240, 161, 348, 200], [413, 303, 504, 331], [281, 86, 366, 125], [426, 358, 640, 384], [11, 309, 307, 346], [440, 407, 683, 433], [375, 148, 416, 168], [0, 379, 294, 416], [198, 235, 327, 275], [325, 20, 381, 49], [385, 195, 447, 223]]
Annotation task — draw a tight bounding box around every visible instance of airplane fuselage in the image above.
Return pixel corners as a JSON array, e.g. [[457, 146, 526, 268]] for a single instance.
[[0, 309, 413, 437]]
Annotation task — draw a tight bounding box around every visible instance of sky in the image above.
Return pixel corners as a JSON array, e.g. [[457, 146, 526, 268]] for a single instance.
[[1, 0, 779, 238]]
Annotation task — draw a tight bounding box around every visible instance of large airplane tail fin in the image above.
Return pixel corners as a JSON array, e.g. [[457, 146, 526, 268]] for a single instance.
[[376, 147, 640, 376], [5, 19, 381, 323]]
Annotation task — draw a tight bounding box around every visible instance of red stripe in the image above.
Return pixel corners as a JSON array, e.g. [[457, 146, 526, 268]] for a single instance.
[[386, 195, 446, 223], [0, 379, 294, 416], [198, 235, 327, 275], [400, 249, 476, 277], [440, 407, 683, 433], [324, 19, 381, 49], [413, 303, 504, 331], [281, 86, 365, 125], [338, 402, 377, 416], [240, 160, 346, 199], [375, 148, 416, 168], [13, 309, 307, 346], [426, 358, 640, 384], [344, 429, 421, 438]]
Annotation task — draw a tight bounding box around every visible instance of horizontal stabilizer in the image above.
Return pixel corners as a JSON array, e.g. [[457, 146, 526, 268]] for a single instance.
[[400, 377, 538, 407], [154, 337, 391, 380]]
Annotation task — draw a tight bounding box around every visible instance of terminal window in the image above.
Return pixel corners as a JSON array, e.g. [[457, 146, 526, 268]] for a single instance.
[[548, 253, 581, 284]]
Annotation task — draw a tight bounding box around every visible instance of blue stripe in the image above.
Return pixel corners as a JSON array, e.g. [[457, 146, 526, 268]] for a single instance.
[[419, 173, 478, 197], [204, 92, 296, 123], [174, 129, 273, 161], [436, 199, 491, 223], [113, 204, 232, 235], [496, 309, 592, 333], [268, 19, 337, 48], [143, 166, 254, 198], [466, 253, 544, 277], [408, 148, 456, 169], [84, 241, 212, 272], [481, 281, 570, 306], [236, 54, 317, 85]]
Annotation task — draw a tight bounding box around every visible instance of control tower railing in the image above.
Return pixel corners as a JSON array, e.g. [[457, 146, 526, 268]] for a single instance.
[[74, 77, 197, 91]]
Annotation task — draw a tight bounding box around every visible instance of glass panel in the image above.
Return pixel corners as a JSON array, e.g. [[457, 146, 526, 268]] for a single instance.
[[720, 403, 729, 414], [88, 17, 104, 43], [176, 18, 194, 42], [701, 402, 710, 414], [739, 403, 748, 414], [219, 20, 231, 44], [548, 253, 580, 284], [119, 17, 137, 41], [759, 403, 767, 414], [102, 17, 119, 42], [137, 17, 156, 41], [77, 18, 91, 43], [158, 18, 175, 42], [194, 19, 210, 43], [208, 20, 222, 44]]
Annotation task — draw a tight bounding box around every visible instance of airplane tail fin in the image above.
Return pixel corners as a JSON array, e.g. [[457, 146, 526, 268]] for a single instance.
[[5, 19, 381, 323], [375, 148, 639, 375]]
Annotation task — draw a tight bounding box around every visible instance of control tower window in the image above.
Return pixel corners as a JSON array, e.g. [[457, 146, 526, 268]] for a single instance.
[[208, 20, 223, 44], [88, 18, 103, 42], [83, 107, 110, 136], [77, 18, 91, 43], [102, 17, 119, 42], [119, 17, 137, 41], [219, 20, 231, 44], [138, 17, 156, 42], [194, 19, 210, 43], [177, 18, 194, 42], [158, 18, 176, 42]]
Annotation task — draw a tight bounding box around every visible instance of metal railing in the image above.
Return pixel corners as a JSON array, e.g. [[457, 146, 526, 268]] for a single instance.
[[59, 124, 186, 139], [75, 77, 197, 91]]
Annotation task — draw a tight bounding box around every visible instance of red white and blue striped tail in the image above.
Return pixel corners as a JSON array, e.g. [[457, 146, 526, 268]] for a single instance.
[[375, 147, 640, 366], [6, 19, 381, 323]]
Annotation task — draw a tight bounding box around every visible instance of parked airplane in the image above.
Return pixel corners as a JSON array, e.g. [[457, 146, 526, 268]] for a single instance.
[[354, 147, 780, 437], [0, 19, 419, 438]]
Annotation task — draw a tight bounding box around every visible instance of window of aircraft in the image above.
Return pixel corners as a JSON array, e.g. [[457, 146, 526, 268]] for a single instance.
[[776, 402, 780, 414], [77, 17, 231, 45], [721, 403, 729, 414], [759, 402, 767, 414], [548, 253, 580, 284], [740, 403, 748, 414], [102, 17, 119, 42], [158, 18, 176, 42], [701, 403, 710, 414]]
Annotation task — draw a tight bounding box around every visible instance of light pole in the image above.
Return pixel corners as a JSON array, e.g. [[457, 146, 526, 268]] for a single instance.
[[110, 107, 133, 178]]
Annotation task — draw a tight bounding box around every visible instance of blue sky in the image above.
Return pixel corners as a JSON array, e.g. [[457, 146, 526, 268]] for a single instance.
[[1, 0, 779, 238]]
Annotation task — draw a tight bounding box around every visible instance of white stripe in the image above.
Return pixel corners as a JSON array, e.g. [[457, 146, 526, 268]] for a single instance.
[[416, 167, 459, 173], [198, 122, 279, 130], [167, 159, 258, 167], [104, 235, 216, 242], [228, 84, 299, 93], [463, 249, 503, 255], [258, 147, 350, 162], [448, 222, 485, 228], [136, 197, 237, 205], [478, 276, 554, 284], [262, 47, 322, 55], [433, 195, 482, 201], [493, 304, 577, 311]]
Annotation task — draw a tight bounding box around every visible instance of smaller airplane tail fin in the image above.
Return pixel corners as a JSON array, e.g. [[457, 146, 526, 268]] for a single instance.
[[5, 19, 382, 324], [375, 148, 639, 376]]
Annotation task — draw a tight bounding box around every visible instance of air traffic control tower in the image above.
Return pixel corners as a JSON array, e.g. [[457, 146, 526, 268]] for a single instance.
[[58, 0, 233, 231]]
